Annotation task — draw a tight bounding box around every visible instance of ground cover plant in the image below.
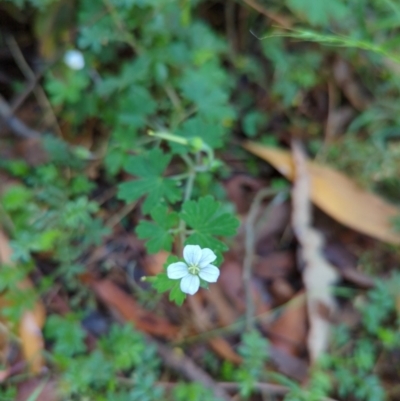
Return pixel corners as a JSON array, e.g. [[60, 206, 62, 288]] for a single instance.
[[1, 0, 400, 400]]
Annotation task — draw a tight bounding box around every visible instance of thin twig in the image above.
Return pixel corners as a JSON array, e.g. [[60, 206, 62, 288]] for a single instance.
[[6, 35, 62, 137], [151, 338, 232, 401], [243, 188, 279, 331], [10, 72, 43, 113], [0, 94, 40, 139], [105, 201, 138, 229]]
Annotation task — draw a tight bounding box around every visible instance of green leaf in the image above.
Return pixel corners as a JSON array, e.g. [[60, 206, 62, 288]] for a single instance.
[[1, 185, 32, 211], [117, 85, 157, 129], [242, 112, 268, 138], [152, 272, 176, 293], [45, 314, 87, 357], [151, 256, 187, 305], [117, 149, 181, 213], [136, 206, 179, 253], [285, 0, 347, 27], [178, 62, 236, 123], [171, 117, 225, 154], [169, 282, 186, 306], [180, 196, 239, 256], [46, 71, 90, 105]]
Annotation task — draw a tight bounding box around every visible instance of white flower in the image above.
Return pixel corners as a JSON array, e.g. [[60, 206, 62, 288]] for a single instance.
[[64, 50, 85, 70], [167, 245, 220, 295]]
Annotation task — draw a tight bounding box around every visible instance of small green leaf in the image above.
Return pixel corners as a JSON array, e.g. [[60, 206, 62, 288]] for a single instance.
[[136, 206, 179, 253], [242, 112, 268, 138], [285, 0, 347, 26], [152, 273, 176, 293], [45, 314, 86, 357], [151, 256, 187, 305], [35, 229, 62, 251], [180, 196, 239, 257], [117, 148, 181, 213], [171, 117, 225, 154], [169, 283, 186, 306], [1, 185, 32, 211]]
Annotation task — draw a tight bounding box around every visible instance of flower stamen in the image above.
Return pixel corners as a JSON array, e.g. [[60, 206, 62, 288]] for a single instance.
[[188, 265, 200, 275]]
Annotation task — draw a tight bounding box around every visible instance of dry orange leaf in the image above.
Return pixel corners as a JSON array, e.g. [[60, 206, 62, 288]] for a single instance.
[[91, 279, 179, 339], [243, 141, 400, 244], [208, 337, 242, 364], [0, 230, 45, 373], [267, 291, 307, 357]]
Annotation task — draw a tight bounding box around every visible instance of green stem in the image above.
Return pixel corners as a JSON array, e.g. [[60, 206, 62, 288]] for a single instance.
[[177, 153, 198, 253], [148, 130, 188, 145], [184, 170, 195, 202], [170, 172, 190, 181]]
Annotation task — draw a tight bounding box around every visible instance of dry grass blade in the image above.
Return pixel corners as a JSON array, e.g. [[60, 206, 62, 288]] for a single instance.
[[291, 141, 338, 363]]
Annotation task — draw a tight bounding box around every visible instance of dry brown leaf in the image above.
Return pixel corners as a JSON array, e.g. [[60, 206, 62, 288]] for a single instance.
[[208, 337, 242, 364], [204, 285, 238, 327], [0, 230, 45, 373], [267, 292, 307, 357], [291, 141, 338, 363], [91, 279, 179, 339], [243, 141, 400, 244], [144, 251, 169, 276]]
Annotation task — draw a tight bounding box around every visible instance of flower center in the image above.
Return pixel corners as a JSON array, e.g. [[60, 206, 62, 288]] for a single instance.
[[187, 264, 200, 275]]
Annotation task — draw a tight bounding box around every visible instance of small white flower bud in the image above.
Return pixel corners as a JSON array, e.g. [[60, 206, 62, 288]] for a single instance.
[[64, 50, 85, 70]]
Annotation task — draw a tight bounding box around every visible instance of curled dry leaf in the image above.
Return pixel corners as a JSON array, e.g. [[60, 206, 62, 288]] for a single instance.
[[291, 141, 338, 363], [243, 142, 400, 245], [0, 230, 45, 374]]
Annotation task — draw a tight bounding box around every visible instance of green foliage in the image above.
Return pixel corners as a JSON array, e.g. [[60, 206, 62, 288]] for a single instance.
[[56, 323, 164, 400], [235, 330, 269, 398], [319, 274, 400, 401], [285, 0, 347, 26], [45, 314, 87, 357], [136, 206, 179, 253], [181, 196, 239, 258], [99, 324, 145, 371], [46, 71, 90, 105], [4, 0, 400, 399], [118, 149, 181, 213], [172, 383, 222, 401], [150, 255, 186, 305]]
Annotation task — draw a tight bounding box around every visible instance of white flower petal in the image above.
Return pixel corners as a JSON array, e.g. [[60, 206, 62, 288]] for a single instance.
[[199, 264, 220, 283], [183, 245, 202, 266], [198, 248, 217, 268], [64, 50, 85, 70], [167, 262, 189, 279], [180, 274, 200, 295]]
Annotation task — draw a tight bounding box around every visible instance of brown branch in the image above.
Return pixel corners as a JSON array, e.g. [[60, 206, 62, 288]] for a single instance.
[[0, 94, 41, 139], [6, 35, 62, 136], [243, 188, 279, 330]]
